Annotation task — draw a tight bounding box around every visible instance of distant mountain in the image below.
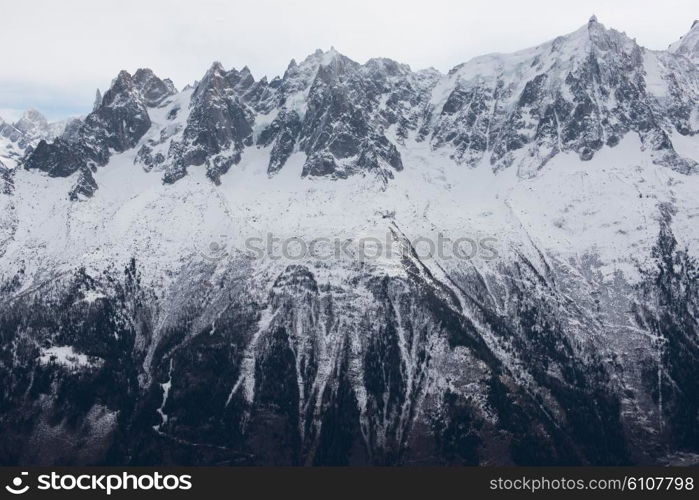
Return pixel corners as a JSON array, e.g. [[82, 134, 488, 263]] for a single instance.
[[0, 109, 74, 170], [0, 18, 698, 466]]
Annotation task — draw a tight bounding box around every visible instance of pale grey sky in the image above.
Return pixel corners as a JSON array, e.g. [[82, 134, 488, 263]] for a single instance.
[[1, 0, 697, 121]]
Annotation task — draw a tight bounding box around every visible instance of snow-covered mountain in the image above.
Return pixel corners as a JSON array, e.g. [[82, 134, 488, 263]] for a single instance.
[[670, 20, 699, 64], [1, 18, 698, 466], [0, 109, 74, 170]]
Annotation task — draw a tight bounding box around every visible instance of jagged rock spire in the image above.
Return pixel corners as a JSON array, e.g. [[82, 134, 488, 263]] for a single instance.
[[93, 89, 102, 111]]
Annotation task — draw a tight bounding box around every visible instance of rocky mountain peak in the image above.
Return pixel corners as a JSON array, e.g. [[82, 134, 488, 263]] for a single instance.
[[15, 18, 699, 198], [553, 16, 638, 59], [102, 70, 138, 106], [93, 89, 103, 112], [433, 16, 699, 176], [155, 61, 255, 184], [0, 108, 70, 171], [192, 62, 235, 102], [14, 109, 49, 135], [23, 67, 166, 198], [90, 69, 151, 149], [132, 68, 177, 107], [312, 47, 356, 73], [202, 61, 225, 79], [669, 20, 699, 64]]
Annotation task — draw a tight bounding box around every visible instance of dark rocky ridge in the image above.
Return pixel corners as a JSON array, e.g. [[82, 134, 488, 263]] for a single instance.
[[24, 69, 174, 198], [20, 18, 699, 199], [432, 18, 698, 176]]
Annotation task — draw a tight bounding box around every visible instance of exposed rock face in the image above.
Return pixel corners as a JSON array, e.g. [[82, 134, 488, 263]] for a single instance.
[[163, 63, 255, 185], [24, 70, 167, 198], [431, 19, 698, 176], [132, 68, 177, 107], [0, 162, 13, 195], [1, 19, 699, 466], [294, 51, 404, 179], [253, 50, 437, 180], [257, 109, 302, 175], [1, 219, 695, 465]]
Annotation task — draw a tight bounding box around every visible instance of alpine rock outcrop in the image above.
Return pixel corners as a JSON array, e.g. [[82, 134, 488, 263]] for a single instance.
[[0, 109, 72, 170]]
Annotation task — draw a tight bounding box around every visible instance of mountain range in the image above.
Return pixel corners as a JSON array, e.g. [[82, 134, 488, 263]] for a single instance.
[[0, 17, 698, 466]]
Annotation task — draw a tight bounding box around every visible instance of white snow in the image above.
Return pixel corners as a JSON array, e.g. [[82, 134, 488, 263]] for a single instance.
[[4, 124, 699, 299], [153, 358, 174, 433], [38, 346, 101, 370], [643, 51, 669, 98], [669, 21, 699, 64]]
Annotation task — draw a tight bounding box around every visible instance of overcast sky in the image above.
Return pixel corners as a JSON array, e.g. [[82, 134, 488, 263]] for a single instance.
[[1, 0, 697, 121]]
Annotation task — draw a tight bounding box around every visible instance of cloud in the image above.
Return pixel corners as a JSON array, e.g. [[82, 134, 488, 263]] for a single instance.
[[1, 0, 696, 120]]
